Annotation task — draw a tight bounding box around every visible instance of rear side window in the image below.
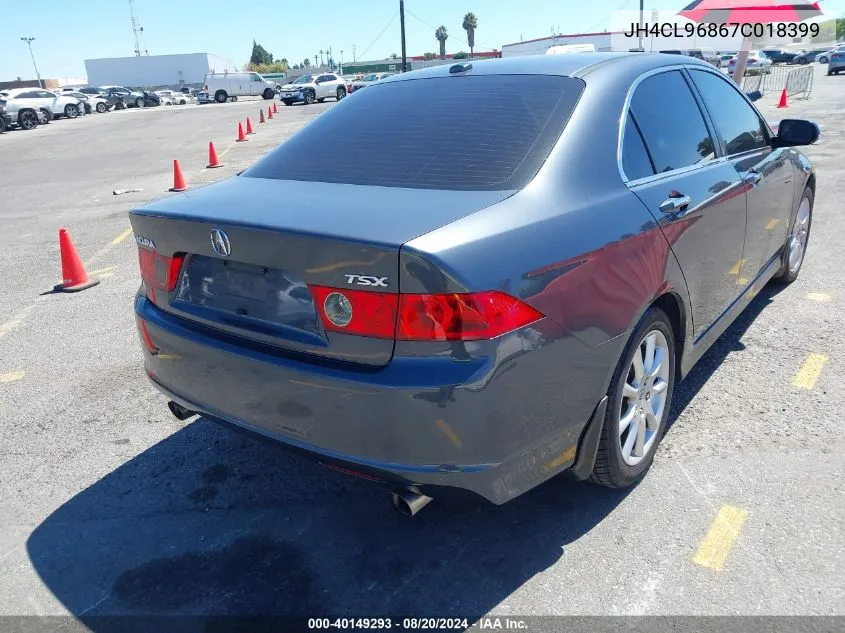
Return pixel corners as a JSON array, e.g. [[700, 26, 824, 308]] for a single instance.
[[243, 75, 584, 190], [630, 71, 714, 174], [621, 112, 655, 181], [688, 69, 768, 156]]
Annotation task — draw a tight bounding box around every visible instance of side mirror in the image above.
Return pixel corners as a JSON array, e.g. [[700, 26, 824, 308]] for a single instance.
[[774, 118, 820, 147]]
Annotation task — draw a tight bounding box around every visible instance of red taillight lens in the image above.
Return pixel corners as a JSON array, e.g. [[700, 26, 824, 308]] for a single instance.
[[309, 286, 543, 342], [310, 286, 398, 339], [139, 319, 159, 354], [397, 291, 543, 341], [138, 248, 184, 293], [748, 58, 758, 63]]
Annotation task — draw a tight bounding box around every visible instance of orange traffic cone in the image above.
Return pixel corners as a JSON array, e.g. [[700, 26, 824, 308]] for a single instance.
[[54, 228, 100, 292], [207, 141, 222, 168], [236, 121, 247, 142], [268, 105, 273, 120], [273, 101, 278, 114], [259, 109, 265, 123], [246, 117, 255, 134], [777, 88, 788, 109], [169, 159, 188, 191]]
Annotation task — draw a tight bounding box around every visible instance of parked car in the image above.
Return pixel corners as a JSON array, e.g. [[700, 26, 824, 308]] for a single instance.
[[0, 95, 41, 130], [129, 54, 818, 514], [155, 89, 194, 105], [0, 102, 12, 133], [688, 47, 720, 67], [350, 72, 393, 93], [100, 86, 147, 108], [204, 71, 277, 103], [817, 44, 845, 64], [279, 73, 346, 105], [0, 88, 84, 119], [196, 91, 212, 104], [793, 48, 829, 64], [127, 88, 161, 107], [760, 48, 798, 64], [718, 53, 736, 65], [727, 51, 773, 73], [827, 48, 845, 75], [66, 91, 111, 113]]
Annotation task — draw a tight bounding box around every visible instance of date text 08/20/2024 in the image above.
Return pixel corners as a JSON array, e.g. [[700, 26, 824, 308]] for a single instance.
[[624, 22, 820, 39]]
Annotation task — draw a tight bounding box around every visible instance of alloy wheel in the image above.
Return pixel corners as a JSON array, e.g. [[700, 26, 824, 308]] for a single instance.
[[618, 329, 670, 466], [788, 197, 811, 274]]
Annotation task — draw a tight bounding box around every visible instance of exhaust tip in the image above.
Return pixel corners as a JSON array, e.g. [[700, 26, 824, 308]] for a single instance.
[[167, 400, 196, 421], [390, 487, 433, 517]]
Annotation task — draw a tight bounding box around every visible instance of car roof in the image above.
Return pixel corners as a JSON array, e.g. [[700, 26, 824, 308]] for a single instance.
[[378, 52, 713, 86]]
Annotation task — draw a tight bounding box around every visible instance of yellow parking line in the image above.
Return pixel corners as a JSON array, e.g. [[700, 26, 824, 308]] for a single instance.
[[217, 141, 239, 160], [728, 258, 747, 275], [88, 266, 117, 276], [693, 504, 748, 571], [765, 219, 780, 230], [0, 371, 25, 384], [0, 305, 36, 340], [435, 419, 463, 449], [806, 292, 832, 302], [793, 353, 828, 390], [110, 228, 133, 245]]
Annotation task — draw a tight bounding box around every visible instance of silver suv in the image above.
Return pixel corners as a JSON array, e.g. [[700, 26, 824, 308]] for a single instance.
[[279, 73, 346, 106]]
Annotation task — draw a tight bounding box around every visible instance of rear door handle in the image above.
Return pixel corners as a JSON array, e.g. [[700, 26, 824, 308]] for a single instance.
[[744, 170, 762, 185], [658, 194, 692, 214]]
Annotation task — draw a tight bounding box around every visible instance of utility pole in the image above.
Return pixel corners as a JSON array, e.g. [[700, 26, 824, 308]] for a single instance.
[[314, 54, 319, 67], [353, 43, 357, 62], [20, 37, 43, 88], [637, 0, 644, 52], [399, 0, 408, 72], [340, 50, 344, 74]]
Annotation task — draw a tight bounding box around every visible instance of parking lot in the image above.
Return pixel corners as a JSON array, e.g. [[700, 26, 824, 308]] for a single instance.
[[0, 65, 843, 628]]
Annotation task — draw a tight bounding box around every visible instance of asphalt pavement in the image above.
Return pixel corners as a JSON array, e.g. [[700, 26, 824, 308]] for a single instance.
[[0, 69, 842, 630]]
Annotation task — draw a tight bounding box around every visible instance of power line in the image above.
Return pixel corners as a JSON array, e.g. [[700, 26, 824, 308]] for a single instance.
[[357, 11, 399, 60], [582, 0, 634, 34]]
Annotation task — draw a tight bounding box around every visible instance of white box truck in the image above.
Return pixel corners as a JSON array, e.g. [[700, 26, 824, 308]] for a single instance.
[[203, 71, 277, 103]]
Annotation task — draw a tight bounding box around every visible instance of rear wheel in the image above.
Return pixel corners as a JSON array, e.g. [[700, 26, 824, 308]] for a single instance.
[[64, 103, 79, 118], [336, 87, 346, 100], [96, 101, 107, 113], [591, 307, 675, 488], [18, 110, 38, 130], [818, 56, 828, 64], [215, 90, 227, 104], [263, 88, 275, 100], [797, 57, 809, 65], [772, 186, 813, 284]]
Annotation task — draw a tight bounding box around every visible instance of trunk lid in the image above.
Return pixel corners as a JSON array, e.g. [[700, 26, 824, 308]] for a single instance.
[[130, 176, 513, 366]]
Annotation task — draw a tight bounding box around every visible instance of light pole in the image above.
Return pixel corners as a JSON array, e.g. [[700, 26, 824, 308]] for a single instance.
[[21, 37, 43, 88]]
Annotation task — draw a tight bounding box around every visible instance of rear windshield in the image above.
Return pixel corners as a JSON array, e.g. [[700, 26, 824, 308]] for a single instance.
[[243, 74, 585, 191]]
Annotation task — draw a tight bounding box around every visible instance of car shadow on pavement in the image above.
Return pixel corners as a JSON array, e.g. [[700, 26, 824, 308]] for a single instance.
[[26, 412, 630, 628], [667, 282, 787, 431]]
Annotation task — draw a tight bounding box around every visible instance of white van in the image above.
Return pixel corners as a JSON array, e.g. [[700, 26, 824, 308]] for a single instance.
[[546, 44, 597, 55], [203, 71, 277, 103]]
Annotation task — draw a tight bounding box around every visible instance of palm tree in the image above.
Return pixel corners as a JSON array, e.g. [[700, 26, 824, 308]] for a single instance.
[[462, 13, 478, 58], [435, 25, 448, 60]]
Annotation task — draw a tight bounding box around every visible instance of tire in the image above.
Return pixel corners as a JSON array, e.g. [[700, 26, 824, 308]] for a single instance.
[[771, 186, 813, 284], [818, 56, 828, 64], [18, 110, 38, 130], [591, 307, 676, 488], [263, 88, 275, 100], [797, 57, 809, 65], [96, 102, 107, 113], [215, 90, 227, 104], [231, 96, 238, 102], [303, 90, 315, 105], [134, 97, 144, 108], [39, 109, 51, 124], [64, 104, 79, 119], [336, 87, 346, 101]]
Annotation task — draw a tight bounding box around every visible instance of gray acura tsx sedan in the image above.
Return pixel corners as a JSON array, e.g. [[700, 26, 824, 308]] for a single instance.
[[130, 53, 818, 515]]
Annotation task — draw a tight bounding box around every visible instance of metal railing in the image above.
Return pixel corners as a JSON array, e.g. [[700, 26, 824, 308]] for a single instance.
[[738, 64, 813, 99]]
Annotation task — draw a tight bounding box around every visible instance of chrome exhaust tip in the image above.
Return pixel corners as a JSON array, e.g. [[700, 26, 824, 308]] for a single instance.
[[390, 487, 433, 517], [167, 400, 196, 421]]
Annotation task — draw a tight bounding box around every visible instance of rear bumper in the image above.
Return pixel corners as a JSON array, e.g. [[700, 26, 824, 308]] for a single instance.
[[828, 60, 845, 71], [136, 295, 611, 504]]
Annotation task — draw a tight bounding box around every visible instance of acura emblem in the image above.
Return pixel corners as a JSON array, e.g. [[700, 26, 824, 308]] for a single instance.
[[210, 229, 231, 257]]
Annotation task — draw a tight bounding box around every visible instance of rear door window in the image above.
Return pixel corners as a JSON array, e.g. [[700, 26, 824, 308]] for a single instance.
[[630, 70, 715, 173], [243, 74, 585, 191], [621, 112, 655, 181], [687, 69, 769, 155]]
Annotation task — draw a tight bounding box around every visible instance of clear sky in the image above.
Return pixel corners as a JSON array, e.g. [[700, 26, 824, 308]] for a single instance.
[[2, 0, 843, 81]]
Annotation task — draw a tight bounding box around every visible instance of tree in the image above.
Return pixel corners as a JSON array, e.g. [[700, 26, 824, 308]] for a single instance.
[[292, 63, 300, 70], [837, 18, 844, 41], [462, 13, 478, 58], [302, 58, 311, 68], [435, 25, 448, 60], [453, 51, 469, 59], [390, 53, 399, 59], [250, 40, 273, 66], [279, 58, 290, 70], [423, 52, 437, 60]]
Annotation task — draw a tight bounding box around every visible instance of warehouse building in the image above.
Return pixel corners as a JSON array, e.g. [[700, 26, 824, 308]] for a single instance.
[[84, 53, 237, 89]]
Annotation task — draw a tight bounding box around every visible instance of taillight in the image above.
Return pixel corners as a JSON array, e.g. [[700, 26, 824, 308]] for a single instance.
[[397, 291, 543, 341], [309, 287, 543, 342], [139, 319, 159, 354], [748, 58, 758, 63], [138, 247, 185, 295], [309, 286, 398, 338]]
